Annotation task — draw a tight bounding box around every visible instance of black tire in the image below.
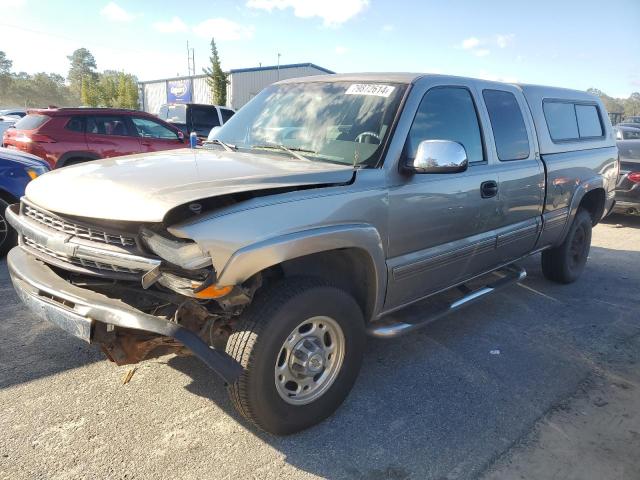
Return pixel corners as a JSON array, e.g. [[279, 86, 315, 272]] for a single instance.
[[63, 158, 90, 167], [0, 197, 18, 257], [226, 277, 365, 435], [541, 209, 592, 284]]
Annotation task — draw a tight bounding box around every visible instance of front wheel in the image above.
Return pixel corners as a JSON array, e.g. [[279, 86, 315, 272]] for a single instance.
[[541, 208, 592, 283], [225, 277, 365, 435], [0, 198, 17, 257]]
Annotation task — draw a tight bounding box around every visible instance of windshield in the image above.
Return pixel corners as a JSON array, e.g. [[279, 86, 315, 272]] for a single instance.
[[215, 81, 407, 166], [158, 104, 187, 124]]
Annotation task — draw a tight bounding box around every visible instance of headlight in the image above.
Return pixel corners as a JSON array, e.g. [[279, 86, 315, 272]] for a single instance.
[[141, 228, 212, 270], [26, 165, 48, 180]]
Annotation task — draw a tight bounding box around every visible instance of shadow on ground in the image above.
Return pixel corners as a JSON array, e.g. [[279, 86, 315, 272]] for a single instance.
[[0, 260, 103, 390], [169, 246, 640, 479], [601, 212, 640, 228]]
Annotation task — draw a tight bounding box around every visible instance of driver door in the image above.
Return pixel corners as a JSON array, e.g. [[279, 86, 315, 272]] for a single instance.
[[385, 84, 501, 310]]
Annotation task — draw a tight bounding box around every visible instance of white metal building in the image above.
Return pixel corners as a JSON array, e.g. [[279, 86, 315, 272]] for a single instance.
[[138, 63, 334, 114]]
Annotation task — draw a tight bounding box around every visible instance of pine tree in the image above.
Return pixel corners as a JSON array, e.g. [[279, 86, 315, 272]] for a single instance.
[[203, 38, 228, 106]]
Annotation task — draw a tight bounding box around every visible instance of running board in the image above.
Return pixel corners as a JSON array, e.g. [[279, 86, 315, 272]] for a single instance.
[[367, 264, 527, 339]]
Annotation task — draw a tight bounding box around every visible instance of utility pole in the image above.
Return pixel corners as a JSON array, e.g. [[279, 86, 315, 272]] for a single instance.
[[186, 41, 190, 76]]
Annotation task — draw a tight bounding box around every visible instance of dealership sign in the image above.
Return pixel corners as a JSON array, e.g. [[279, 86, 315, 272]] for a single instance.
[[167, 79, 193, 103]]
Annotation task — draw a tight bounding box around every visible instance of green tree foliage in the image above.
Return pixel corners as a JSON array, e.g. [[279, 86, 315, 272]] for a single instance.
[[0, 50, 139, 109], [80, 75, 100, 106], [67, 48, 97, 100], [588, 87, 640, 119], [0, 51, 12, 98], [203, 38, 228, 106], [94, 70, 139, 109], [625, 92, 640, 117]]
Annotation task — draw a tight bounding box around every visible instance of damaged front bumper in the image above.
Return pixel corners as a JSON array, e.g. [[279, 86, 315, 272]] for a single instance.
[[7, 247, 243, 384]]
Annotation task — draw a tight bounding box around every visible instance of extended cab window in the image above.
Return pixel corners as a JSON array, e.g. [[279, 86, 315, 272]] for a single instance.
[[86, 116, 131, 136], [543, 101, 603, 141], [483, 90, 530, 161], [575, 105, 602, 138], [131, 117, 179, 140], [406, 87, 484, 163]]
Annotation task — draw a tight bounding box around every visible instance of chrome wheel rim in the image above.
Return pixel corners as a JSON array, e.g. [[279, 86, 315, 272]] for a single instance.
[[274, 316, 345, 405]]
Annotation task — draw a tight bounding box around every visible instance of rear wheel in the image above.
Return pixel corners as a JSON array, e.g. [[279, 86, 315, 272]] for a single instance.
[[225, 277, 365, 435], [0, 197, 17, 257], [63, 157, 93, 167], [541, 209, 592, 283]]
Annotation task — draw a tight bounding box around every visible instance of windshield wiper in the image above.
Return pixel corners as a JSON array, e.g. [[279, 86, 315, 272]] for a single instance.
[[251, 143, 316, 161], [207, 139, 236, 152]]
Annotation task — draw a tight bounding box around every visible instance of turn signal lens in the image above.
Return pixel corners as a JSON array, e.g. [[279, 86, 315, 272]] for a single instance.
[[192, 283, 233, 299], [628, 172, 640, 183]]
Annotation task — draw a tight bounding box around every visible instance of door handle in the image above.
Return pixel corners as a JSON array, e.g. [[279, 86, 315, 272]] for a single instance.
[[480, 180, 498, 198]]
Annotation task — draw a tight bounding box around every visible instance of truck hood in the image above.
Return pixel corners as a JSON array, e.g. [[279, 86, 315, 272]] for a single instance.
[[25, 148, 354, 222]]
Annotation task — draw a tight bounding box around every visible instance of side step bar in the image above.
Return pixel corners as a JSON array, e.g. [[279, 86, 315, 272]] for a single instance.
[[367, 264, 527, 339]]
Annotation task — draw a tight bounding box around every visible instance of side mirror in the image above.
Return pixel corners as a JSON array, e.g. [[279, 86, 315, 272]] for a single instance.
[[405, 140, 468, 174], [177, 131, 185, 142]]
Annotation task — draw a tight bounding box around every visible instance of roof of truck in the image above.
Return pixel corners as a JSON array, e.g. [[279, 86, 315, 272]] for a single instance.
[[276, 73, 599, 99]]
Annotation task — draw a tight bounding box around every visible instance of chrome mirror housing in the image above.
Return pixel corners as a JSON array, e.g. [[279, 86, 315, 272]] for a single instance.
[[406, 139, 468, 174]]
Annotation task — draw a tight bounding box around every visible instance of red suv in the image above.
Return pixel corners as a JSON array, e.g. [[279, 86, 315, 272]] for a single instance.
[[2, 108, 186, 168]]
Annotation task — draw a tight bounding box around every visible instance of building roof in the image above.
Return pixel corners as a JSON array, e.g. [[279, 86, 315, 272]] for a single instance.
[[138, 63, 334, 84], [229, 62, 334, 75]]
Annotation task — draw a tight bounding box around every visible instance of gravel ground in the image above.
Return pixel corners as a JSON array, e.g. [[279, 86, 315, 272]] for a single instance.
[[0, 214, 639, 480]]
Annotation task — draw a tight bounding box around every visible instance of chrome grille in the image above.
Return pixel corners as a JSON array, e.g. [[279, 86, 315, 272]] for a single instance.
[[24, 236, 144, 274], [23, 203, 136, 247]]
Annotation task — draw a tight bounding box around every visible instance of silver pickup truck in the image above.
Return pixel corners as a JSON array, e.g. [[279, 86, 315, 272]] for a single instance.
[[5, 73, 618, 434]]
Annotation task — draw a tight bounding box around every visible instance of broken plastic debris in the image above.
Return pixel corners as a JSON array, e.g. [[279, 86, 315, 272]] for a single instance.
[[490, 349, 501, 355]]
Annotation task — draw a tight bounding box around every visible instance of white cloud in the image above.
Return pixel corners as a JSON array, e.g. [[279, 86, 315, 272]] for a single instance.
[[496, 33, 515, 48], [100, 2, 136, 22], [153, 16, 188, 33], [461, 37, 480, 50], [335, 46, 348, 55], [382, 24, 394, 32], [474, 49, 490, 57], [246, 0, 369, 26], [193, 18, 254, 41]]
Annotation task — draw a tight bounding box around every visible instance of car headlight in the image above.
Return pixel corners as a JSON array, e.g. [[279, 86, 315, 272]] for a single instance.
[[140, 228, 212, 270], [26, 165, 49, 180]]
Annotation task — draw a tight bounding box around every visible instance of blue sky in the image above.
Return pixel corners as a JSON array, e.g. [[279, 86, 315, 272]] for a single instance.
[[1, 0, 639, 97]]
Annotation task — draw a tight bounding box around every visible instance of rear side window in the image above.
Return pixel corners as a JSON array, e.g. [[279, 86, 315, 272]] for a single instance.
[[543, 101, 603, 142], [483, 90, 530, 161], [575, 105, 603, 138], [406, 87, 484, 163], [86, 116, 131, 136], [220, 108, 235, 123], [65, 116, 85, 132], [14, 114, 49, 130]]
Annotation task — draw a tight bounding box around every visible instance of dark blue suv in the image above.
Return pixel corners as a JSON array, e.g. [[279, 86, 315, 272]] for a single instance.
[[0, 147, 49, 256]]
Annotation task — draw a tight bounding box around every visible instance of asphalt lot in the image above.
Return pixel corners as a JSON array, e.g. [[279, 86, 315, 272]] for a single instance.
[[1, 214, 639, 480]]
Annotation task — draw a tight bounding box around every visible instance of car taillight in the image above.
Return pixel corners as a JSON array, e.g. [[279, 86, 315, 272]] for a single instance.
[[14, 133, 56, 143], [628, 172, 640, 183]]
